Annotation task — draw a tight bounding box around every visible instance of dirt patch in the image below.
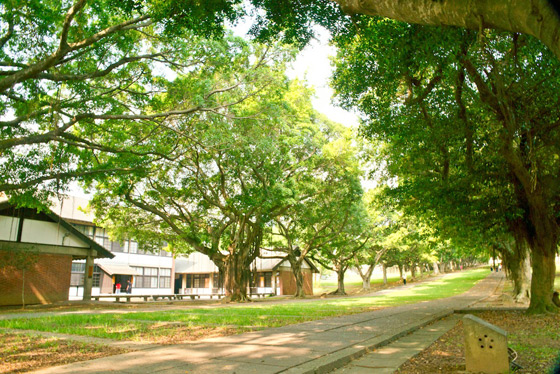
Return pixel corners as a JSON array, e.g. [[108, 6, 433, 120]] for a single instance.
[[0, 333, 128, 374], [397, 311, 560, 374], [137, 325, 251, 344]]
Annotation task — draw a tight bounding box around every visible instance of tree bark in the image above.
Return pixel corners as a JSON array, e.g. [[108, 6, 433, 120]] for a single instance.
[[222, 251, 251, 302], [410, 264, 417, 280], [333, 0, 560, 61], [528, 233, 558, 313], [382, 263, 388, 285], [287, 254, 306, 298], [21, 269, 25, 310], [432, 262, 440, 275], [499, 239, 532, 304], [357, 264, 374, 292], [333, 266, 347, 295]]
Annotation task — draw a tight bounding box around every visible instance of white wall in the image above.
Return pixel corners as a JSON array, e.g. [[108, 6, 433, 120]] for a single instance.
[[0, 216, 18, 241], [21, 219, 88, 247]]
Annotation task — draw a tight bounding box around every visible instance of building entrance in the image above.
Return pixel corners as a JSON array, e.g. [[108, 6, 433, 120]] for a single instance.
[[113, 274, 132, 293]]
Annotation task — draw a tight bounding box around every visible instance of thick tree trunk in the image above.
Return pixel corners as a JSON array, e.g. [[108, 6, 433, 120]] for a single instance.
[[333, 266, 347, 295], [223, 253, 251, 302], [333, 0, 560, 61], [528, 238, 557, 313], [21, 269, 25, 310], [292, 260, 306, 298], [513, 252, 532, 303], [362, 266, 372, 292], [410, 264, 417, 280]]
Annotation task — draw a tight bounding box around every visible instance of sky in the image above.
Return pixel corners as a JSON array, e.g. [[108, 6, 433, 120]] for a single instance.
[[285, 28, 359, 128]]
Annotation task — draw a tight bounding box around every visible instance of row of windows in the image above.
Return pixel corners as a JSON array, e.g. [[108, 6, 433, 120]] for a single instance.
[[186, 274, 210, 289], [72, 224, 172, 257], [132, 267, 171, 289], [182, 272, 272, 289], [253, 272, 273, 288], [71, 264, 171, 289]]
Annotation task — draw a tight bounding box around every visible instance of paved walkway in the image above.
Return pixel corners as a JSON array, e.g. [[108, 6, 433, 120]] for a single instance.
[[29, 271, 504, 374]]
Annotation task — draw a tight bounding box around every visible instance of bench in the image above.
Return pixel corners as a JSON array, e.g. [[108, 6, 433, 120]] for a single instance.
[[249, 292, 275, 298], [92, 293, 226, 302], [92, 294, 178, 302], [91, 292, 274, 302]]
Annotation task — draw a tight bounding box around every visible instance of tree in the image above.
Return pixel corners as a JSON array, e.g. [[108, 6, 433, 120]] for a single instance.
[[0, 1, 280, 200], [266, 120, 364, 297], [351, 189, 391, 292], [311, 198, 371, 295], [332, 19, 560, 313], [90, 66, 333, 302]]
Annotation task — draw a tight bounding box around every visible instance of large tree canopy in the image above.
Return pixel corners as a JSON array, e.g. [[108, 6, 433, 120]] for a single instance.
[[332, 18, 560, 313], [333, 0, 560, 60], [1, 1, 296, 203]]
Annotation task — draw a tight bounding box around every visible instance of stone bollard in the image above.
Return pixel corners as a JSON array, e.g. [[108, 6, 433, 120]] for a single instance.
[[463, 314, 509, 374]]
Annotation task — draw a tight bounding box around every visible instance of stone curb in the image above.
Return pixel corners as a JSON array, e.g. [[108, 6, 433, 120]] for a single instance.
[[280, 310, 453, 374]]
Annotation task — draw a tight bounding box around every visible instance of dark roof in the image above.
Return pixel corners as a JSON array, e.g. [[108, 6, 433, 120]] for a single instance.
[[0, 201, 113, 259]]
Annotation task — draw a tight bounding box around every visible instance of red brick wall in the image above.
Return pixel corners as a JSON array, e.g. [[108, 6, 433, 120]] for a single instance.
[[0, 250, 72, 306]]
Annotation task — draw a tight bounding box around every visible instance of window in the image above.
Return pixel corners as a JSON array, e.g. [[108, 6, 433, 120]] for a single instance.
[[212, 273, 223, 288], [132, 267, 160, 288], [160, 249, 172, 257], [92, 265, 101, 287], [70, 263, 100, 287], [70, 263, 85, 286], [264, 272, 272, 288], [159, 268, 171, 288], [193, 274, 209, 288], [129, 241, 138, 254]]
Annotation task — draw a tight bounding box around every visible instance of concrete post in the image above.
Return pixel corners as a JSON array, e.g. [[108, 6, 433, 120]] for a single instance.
[[82, 250, 94, 301], [463, 314, 509, 374]]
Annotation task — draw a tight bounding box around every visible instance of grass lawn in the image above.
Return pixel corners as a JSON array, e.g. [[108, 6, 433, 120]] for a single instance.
[[0, 268, 489, 342], [314, 274, 403, 295]]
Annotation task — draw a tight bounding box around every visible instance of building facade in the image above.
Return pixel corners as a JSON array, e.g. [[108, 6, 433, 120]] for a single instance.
[[0, 200, 113, 306], [57, 197, 176, 298], [60, 196, 317, 298]]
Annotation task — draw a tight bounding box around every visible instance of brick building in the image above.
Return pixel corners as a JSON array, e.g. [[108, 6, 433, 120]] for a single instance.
[[0, 200, 113, 306]]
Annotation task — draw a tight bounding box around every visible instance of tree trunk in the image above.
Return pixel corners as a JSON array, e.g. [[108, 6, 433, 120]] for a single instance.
[[291, 258, 306, 298], [360, 265, 375, 292], [410, 264, 417, 280], [528, 238, 557, 313], [432, 262, 440, 275], [223, 253, 251, 302], [333, 0, 560, 62], [333, 266, 347, 295], [513, 251, 532, 303], [382, 263, 388, 285]]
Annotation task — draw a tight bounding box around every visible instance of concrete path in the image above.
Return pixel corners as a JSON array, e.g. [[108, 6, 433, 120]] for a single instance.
[[30, 271, 503, 374], [329, 314, 461, 374]]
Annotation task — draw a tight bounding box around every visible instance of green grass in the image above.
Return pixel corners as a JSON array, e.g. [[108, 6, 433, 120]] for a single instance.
[[314, 275, 403, 294], [0, 268, 489, 341]]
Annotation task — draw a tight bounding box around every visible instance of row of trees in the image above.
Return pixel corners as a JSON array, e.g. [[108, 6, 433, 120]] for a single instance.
[[3, 1, 552, 307], [332, 18, 560, 313]]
